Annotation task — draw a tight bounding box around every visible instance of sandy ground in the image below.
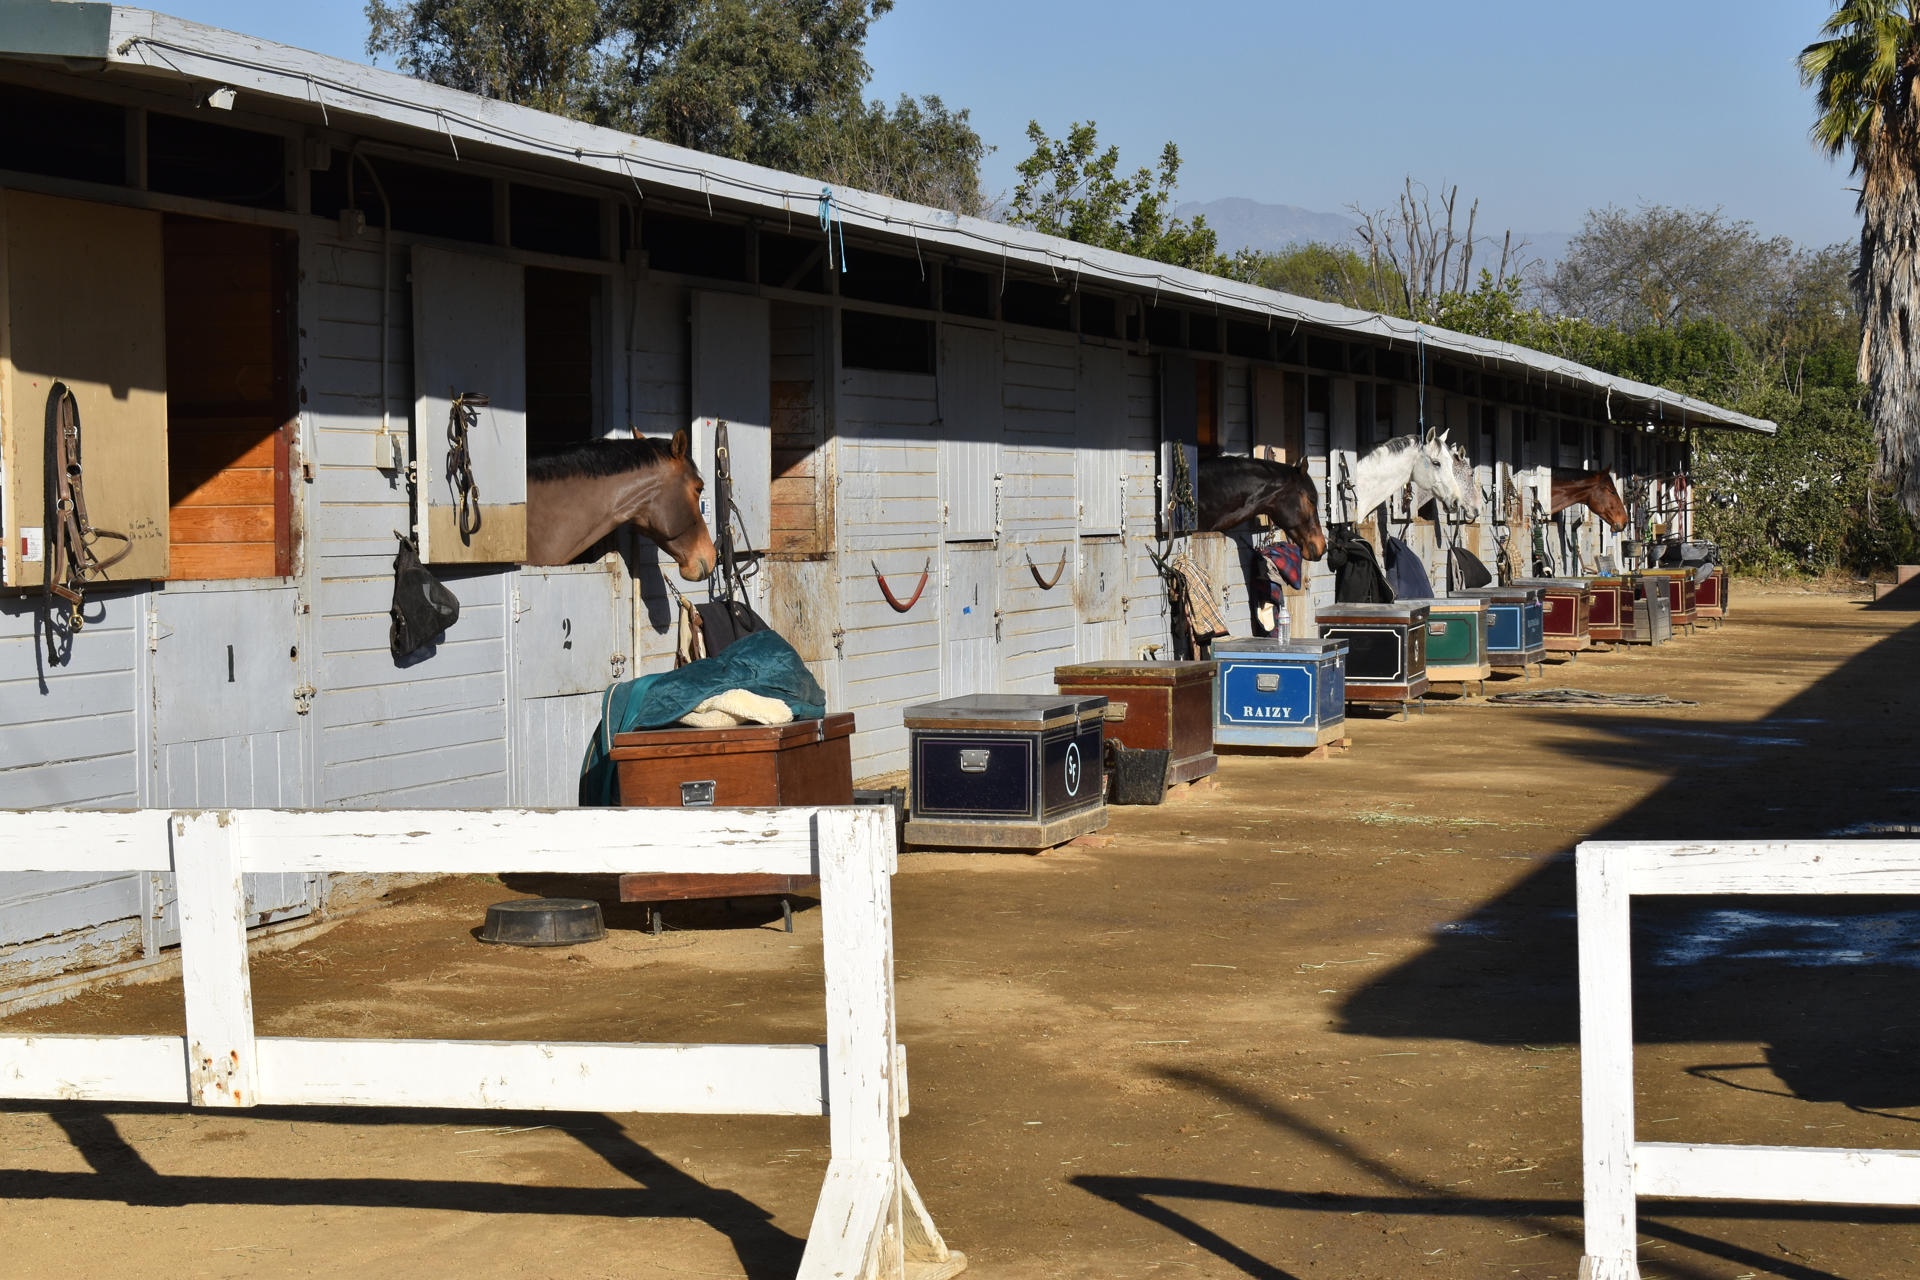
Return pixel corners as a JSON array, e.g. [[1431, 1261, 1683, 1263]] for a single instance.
[[4, 586, 1920, 1280]]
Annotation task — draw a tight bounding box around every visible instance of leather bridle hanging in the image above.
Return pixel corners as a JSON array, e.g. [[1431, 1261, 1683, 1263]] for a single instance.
[[44, 381, 129, 631], [446, 391, 486, 541]]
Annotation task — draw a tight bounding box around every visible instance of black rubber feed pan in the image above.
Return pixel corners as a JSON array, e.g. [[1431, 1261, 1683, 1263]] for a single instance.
[[478, 897, 606, 947]]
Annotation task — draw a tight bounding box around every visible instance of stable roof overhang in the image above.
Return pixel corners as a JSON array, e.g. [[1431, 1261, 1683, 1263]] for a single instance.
[[1, 2, 1776, 437]]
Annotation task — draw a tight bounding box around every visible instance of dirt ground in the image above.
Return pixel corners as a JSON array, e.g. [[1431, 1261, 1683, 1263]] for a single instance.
[[5, 586, 1920, 1280]]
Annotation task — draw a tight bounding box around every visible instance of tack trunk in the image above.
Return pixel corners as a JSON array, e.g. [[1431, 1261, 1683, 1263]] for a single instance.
[[1586, 575, 1629, 644], [1640, 568, 1699, 633], [1054, 660, 1217, 787], [1316, 602, 1430, 708], [1421, 596, 1491, 686], [1513, 577, 1594, 654], [1624, 575, 1674, 645], [607, 713, 854, 908], [1694, 566, 1730, 622], [1212, 637, 1347, 751], [1453, 586, 1547, 674], [904, 695, 1108, 851]]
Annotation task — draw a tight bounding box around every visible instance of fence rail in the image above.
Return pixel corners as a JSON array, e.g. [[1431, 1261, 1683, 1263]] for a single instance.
[[0, 806, 963, 1280], [1577, 838, 1920, 1280]]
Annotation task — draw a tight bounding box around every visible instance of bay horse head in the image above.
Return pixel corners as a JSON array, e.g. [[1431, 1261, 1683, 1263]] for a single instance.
[[1197, 454, 1328, 560], [525, 429, 718, 578], [1551, 467, 1628, 531]]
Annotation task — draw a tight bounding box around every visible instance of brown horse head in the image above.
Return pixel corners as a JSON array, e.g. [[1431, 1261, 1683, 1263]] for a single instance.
[[1550, 467, 1628, 532], [1198, 454, 1328, 559], [526, 430, 718, 578]]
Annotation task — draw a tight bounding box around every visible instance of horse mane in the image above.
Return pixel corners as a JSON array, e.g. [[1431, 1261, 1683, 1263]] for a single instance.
[[527, 436, 692, 483]]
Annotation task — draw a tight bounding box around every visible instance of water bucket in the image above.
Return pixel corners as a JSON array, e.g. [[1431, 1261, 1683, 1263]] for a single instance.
[[1105, 742, 1169, 806]]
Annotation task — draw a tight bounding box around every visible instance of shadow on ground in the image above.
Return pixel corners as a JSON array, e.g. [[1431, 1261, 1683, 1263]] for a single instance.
[[0, 1099, 805, 1279]]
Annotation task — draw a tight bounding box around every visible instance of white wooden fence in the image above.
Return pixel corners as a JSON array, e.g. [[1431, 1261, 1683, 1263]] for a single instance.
[[0, 807, 962, 1280], [1577, 839, 1920, 1280]]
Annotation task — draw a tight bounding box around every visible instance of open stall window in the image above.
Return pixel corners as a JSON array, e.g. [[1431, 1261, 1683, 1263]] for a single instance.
[[162, 215, 295, 580], [1252, 367, 1303, 465], [0, 83, 126, 187], [769, 303, 832, 557], [1194, 359, 1220, 452], [524, 268, 600, 452], [842, 310, 933, 374]]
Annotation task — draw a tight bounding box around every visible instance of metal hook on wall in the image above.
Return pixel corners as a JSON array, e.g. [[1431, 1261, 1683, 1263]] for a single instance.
[[1026, 548, 1068, 590], [872, 556, 931, 613]]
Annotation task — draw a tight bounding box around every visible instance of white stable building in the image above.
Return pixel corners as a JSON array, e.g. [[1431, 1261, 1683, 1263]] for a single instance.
[[0, 2, 1773, 997]]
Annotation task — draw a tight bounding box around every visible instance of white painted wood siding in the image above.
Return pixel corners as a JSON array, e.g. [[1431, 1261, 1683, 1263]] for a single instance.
[[1000, 333, 1076, 692], [307, 231, 510, 807], [937, 324, 1001, 541], [836, 368, 942, 776]]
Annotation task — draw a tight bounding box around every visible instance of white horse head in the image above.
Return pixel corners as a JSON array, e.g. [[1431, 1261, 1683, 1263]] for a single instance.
[[1411, 431, 1475, 520]]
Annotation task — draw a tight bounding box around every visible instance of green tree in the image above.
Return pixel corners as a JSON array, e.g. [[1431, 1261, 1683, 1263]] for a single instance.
[[365, 0, 608, 117], [1801, 1, 1920, 518], [1546, 204, 1793, 333], [809, 94, 989, 218], [1006, 121, 1220, 272], [1226, 242, 1406, 315], [365, 0, 988, 214]]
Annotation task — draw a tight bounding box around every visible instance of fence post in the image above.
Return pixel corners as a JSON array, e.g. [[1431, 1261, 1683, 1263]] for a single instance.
[[1577, 842, 1640, 1280], [174, 811, 259, 1108], [800, 807, 958, 1280]]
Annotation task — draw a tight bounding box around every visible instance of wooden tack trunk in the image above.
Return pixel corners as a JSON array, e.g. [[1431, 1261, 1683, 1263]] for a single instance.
[[1587, 575, 1629, 643], [1514, 577, 1594, 652], [1213, 637, 1347, 749], [1695, 566, 1730, 620], [1420, 596, 1492, 683], [1054, 660, 1217, 787], [1317, 602, 1430, 703], [608, 713, 854, 903], [1453, 586, 1547, 669], [1640, 568, 1699, 631], [904, 695, 1108, 851], [1624, 575, 1673, 645]]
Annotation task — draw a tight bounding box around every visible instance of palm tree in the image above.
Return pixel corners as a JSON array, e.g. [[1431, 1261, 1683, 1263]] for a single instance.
[[1802, 1, 1920, 517]]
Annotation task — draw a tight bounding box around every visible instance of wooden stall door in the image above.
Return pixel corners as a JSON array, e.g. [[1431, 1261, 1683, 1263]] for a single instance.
[[512, 561, 634, 805], [162, 217, 293, 581], [941, 543, 998, 698], [411, 246, 528, 564], [1075, 539, 1126, 662], [691, 290, 773, 557], [1, 191, 170, 586], [938, 323, 1001, 540]]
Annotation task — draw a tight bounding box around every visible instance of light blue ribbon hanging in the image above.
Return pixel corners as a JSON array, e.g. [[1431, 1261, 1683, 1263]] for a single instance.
[[818, 186, 849, 273], [1416, 323, 1428, 437]]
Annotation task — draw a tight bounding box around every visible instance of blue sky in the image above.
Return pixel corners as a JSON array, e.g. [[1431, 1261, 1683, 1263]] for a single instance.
[[153, 0, 1858, 248]]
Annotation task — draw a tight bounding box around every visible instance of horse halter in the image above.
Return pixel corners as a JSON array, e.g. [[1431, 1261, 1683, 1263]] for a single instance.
[[45, 382, 130, 632]]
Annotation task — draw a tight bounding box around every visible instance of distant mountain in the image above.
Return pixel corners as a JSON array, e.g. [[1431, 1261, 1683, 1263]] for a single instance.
[[1174, 197, 1357, 253], [1176, 195, 1571, 272]]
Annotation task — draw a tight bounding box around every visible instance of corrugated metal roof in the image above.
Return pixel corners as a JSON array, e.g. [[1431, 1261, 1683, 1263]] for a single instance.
[[7, 2, 1775, 434]]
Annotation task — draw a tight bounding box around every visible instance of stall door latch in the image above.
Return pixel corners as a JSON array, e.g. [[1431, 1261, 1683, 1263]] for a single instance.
[[679, 780, 716, 806], [293, 683, 317, 715], [958, 749, 991, 773]]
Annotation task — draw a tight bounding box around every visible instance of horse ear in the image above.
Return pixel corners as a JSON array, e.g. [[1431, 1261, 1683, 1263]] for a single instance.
[[670, 428, 690, 459]]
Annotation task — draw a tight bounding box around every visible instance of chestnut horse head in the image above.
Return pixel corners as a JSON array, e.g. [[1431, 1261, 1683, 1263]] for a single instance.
[[1550, 467, 1628, 531], [525, 429, 717, 578], [1197, 454, 1328, 559]]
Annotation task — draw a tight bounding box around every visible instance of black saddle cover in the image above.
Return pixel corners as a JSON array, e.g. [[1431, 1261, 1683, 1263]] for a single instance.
[[390, 538, 460, 660]]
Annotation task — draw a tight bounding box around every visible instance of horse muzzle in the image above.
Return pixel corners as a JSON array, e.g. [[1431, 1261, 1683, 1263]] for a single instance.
[[677, 552, 715, 582]]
